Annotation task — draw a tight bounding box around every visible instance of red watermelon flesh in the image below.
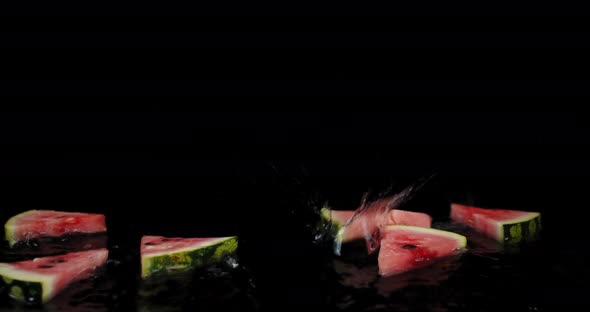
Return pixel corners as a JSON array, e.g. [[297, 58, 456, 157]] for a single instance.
[[4, 210, 107, 247], [323, 209, 355, 228], [0, 248, 108, 303], [378, 225, 466, 277], [338, 199, 432, 250], [324, 201, 432, 255], [387, 209, 432, 228], [450, 203, 541, 244], [344, 209, 432, 253], [339, 198, 388, 244]]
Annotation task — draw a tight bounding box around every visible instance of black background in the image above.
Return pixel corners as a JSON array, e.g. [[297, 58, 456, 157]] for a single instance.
[[1, 110, 589, 311], [2, 2, 590, 310]]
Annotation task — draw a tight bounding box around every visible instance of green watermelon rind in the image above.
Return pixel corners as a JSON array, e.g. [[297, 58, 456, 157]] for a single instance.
[[497, 212, 542, 244], [451, 204, 542, 245], [141, 236, 238, 279], [320, 207, 345, 236], [0, 249, 108, 303], [320, 207, 348, 227], [320, 207, 351, 247], [0, 264, 56, 303], [4, 210, 36, 247], [381, 224, 468, 249]]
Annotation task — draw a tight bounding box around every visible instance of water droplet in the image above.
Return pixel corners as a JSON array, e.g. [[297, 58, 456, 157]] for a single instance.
[[106, 259, 121, 266], [224, 256, 239, 269], [528, 305, 540, 311]]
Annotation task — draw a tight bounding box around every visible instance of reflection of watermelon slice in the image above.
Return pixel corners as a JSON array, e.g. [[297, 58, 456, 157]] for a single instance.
[[4, 210, 107, 247], [0, 248, 108, 303], [140, 236, 238, 279], [375, 254, 463, 295], [378, 225, 466, 277], [1, 233, 108, 262], [450, 203, 542, 244]]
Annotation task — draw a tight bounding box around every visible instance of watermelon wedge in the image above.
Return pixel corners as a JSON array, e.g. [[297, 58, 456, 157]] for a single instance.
[[140, 236, 238, 279], [378, 225, 466, 277], [4, 210, 107, 247], [0, 248, 108, 303], [341, 198, 431, 247], [321, 207, 432, 243], [450, 203, 542, 244], [322, 205, 432, 255]]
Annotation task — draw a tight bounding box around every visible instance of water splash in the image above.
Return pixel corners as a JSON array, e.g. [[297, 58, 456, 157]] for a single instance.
[[334, 175, 437, 255]]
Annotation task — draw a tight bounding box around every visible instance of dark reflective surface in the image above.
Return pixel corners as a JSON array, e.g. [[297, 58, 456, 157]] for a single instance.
[[0, 234, 108, 263], [1, 112, 589, 311]]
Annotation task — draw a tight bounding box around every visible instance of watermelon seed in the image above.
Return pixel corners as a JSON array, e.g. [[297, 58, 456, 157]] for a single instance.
[[51, 259, 66, 264], [38, 264, 54, 269], [145, 242, 156, 246], [402, 244, 417, 250], [10, 285, 24, 300]]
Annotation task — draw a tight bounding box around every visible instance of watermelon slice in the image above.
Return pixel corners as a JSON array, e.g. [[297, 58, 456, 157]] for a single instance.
[[0, 248, 108, 303], [140, 236, 238, 279], [450, 203, 542, 244], [378, 225, 466, 277], [321, 207, 432, 243], [322, 206, 432, 255], [4, 210, 107, 247]]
